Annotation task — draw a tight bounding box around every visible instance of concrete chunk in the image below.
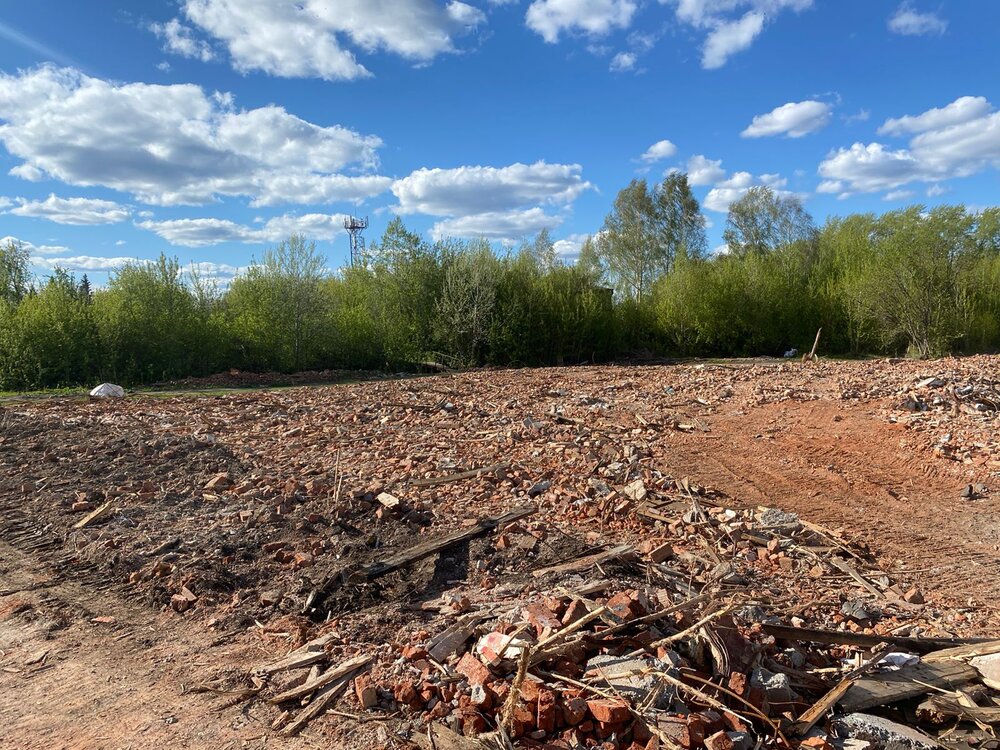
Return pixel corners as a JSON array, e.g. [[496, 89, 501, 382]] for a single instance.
[[832, 713, 942, 750]]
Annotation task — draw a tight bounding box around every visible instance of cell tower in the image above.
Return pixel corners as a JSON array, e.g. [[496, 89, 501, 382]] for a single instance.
[[344, 215, 369, 267]]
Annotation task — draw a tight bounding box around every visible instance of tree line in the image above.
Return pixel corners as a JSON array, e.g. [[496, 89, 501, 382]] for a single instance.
[[1, 173, 998, 390]]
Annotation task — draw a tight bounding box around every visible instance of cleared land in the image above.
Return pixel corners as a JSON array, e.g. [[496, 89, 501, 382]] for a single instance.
[[1, 358, 998, 749]]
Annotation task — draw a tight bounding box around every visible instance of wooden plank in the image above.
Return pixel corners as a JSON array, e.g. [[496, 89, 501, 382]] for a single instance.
[[923, 639, 1000, 662], [350, 506, 535, 582], [282, 675, 352, 736], [253, 632, 339, 676], [792, 646, 889, 736], [73, 500, 114, 529], [838, 660, 978, 712], [531, 544, 635, 578], [409, 462, 510, 487], [270, 654, 371, 704], [762, 623, 988, 654]]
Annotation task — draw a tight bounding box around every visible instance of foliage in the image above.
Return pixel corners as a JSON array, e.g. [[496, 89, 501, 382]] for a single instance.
[[2, 191, 1000, 391]]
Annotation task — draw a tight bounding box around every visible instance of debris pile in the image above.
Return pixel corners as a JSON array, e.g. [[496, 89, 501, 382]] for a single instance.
[[232, 500, 1000, 749]]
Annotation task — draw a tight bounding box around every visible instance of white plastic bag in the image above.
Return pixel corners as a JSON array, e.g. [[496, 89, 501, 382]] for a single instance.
[[89, 383, 125, 399]]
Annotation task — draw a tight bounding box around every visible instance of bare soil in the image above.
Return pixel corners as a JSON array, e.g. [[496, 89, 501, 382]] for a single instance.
[[1, 357, 997, 749]]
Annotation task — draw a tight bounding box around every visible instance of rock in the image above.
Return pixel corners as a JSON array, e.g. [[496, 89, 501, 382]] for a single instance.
[[585, 654, 676, 708], [841, 600, 880, 624], [756, 507, 801, 530], [833, 713, 942, 750], [623, 479, 647, 502], [750, 667, 798, 705], [727, 732, 753, 750], [376, 492, 401, 509], [970, 652, 1000, 690], [527, 480, 552, 497], [89, 383, 125, 399]]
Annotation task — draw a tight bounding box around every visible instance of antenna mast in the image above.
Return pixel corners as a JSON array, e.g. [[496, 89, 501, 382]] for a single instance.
[[344, 215, 369, 267]]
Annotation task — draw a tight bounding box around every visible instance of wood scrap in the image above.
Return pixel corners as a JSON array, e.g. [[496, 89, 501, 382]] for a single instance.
[[762, 623, 986, 654], [350, 505, 535, 582], [270, 654, 371, 704], [409, 462, 510, 487], [72, 500, 113, 529], [531, 544, 635, 578], [838, 659, 978, 712]]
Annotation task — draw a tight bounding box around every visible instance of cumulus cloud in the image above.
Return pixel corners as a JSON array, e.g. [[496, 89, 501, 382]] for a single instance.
[[703, 170, 798, 212], [0, 65, 390, 207], [552, 232, 591, 260], [878, 96, 991, 136], [665, 0, 814, 69], [639, 140, 678, 163], [526, 0, 638, 43], [888, 2, 947, 36], [684, 155, 726, 185], [702, 11, 764, 69], [178, 0, 485, 81], [392, 161, 591, 217], [0, 235, 71, 256], [31, 254, 148, 272], [818, 96, 1000, 195], [136, 212, 351, 246], [7, 194, 130, 225], [430, 208, 562, 241], [883, 189, 915, 202], [741, 100, 831, 138], [610, 51, 637, 72], [150, 18, 215, 62]]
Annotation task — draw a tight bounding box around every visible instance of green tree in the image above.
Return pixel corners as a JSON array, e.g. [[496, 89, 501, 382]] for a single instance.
[[227, 235, 327, 371], [723, 186, 816, 257], [0, 239, 30, 306]]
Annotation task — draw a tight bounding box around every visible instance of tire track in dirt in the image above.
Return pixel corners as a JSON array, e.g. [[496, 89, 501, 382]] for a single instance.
[[654, 398, 1000, 625]]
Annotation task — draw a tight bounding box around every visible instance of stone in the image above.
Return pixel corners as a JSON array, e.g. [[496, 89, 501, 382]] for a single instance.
[[756, 507, 801, 530], [750, 667, 798, 706], [585, 654, 676, 708], [623, 479, 648, 502], [833, 713, 943, 750], [903, 587, 925, 604]]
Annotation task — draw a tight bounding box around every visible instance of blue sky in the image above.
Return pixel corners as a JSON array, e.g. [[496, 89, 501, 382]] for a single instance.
[[0, 0, 997, 283]]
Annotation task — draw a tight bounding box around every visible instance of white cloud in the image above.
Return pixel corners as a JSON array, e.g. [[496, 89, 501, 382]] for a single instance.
[[31, 255, 147, 272], [639, 139, 678, 163], [685, 154, 726, 185], [888, 3, 947, 36], [392, 161, 591, 217], [742, 100, 831, 138], [703, 170, 798, 212], [150, 18, 215, 62], [7, 194, 130, 225], [883, 189, 915, 201], [926, 183, 947, 197], [610, 51, 637, 72], [180, 0, 484, 81], [552, 232, 590, 259], [136, 212, 350, 247], [843, 109, 870, 125], [702, 11, 764, 69], [0, 65, 390, 207], [526, 0, 637, 43], [430, 208, 562, 241], [818, 96, 1000, 195], [0, 235, 71, 256], [878, 96, 991, 136], [665, 0, 814, 69]]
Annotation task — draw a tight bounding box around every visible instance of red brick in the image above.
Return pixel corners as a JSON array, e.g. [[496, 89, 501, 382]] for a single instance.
[[562, 599, 591, 625], [727, 672, 747, 696], [587, 698, 631, 723], [657, 716, 691, 748], [562, 696, 588, 725], [722, 711, 749, 733], [354, 674, 378, 709], [705, 731, 734, 750], [401, 645, 429, 660], [537, 688, 557, 734], [607, 590, 645, 620], [462, 713, 488, 737], [523, 603, 562, 635], [456, 652, 491, 686], [800, 737, 834, 750]]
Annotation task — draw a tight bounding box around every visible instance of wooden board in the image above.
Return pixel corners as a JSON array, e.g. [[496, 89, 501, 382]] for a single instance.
[[350, 505, 535, 582], [531, 544, 635, 578], [762, 623, 988, 654], [838, 660, 978, 712]]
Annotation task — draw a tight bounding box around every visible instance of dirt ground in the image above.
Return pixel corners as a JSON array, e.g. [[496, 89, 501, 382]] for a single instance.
[[1, 357, 997, 749]]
